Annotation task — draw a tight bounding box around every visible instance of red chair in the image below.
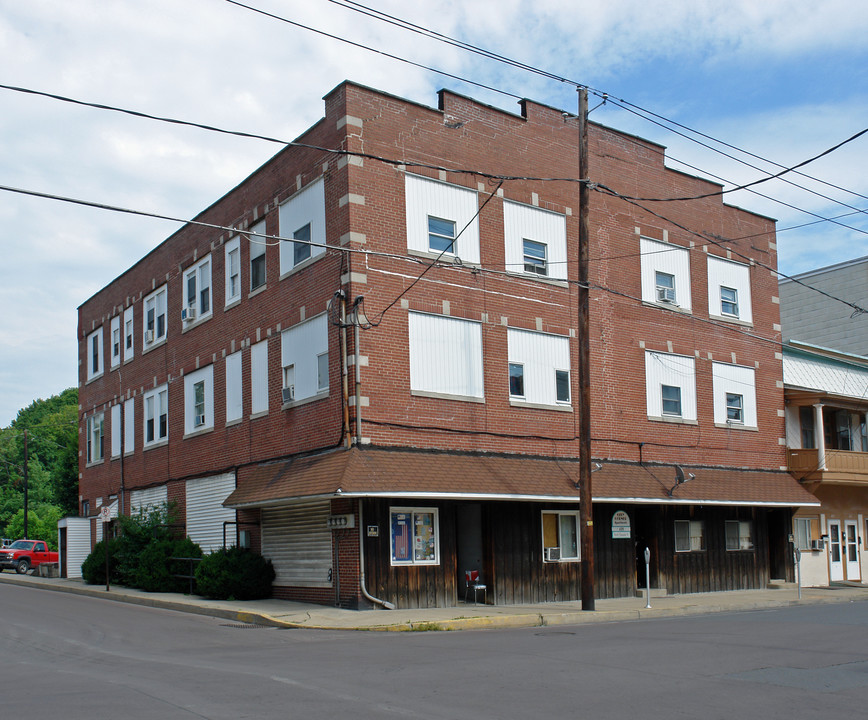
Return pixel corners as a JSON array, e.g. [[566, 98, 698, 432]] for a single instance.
[[464, 570, 487, 604]]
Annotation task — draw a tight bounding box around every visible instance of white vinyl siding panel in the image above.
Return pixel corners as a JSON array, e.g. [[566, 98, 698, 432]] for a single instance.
[[408, 312, 484, 400], [261, 501, 332, 587], [226, 351, 242, 423], [279, 178, 327, 274], [405, 174, 480, 263], [640, 238, 691, 310], [58, 517, 91, 579], [711, 362, 758, 427], [124, 398, 134, 453], [281, 314, 329, 402], [130, 485, 168, 514], [94, 500, 118, 542], [645, 351, 697, 420], [185, 474, 236, 553], [507, 328, 571, 405], [707, 255, 752, 322], [503, 201, 567, 280], [110, 404, 121, 458], [251, 340, 269, 415]]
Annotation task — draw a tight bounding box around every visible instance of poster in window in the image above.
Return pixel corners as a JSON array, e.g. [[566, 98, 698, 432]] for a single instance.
[[391, 512, 411, 562], [413, 512, 436, 562]]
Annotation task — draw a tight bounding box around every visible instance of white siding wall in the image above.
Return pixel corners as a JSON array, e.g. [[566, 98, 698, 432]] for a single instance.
[[111, 403, 121, 458], [186, 473, 236, 552], [94, 499, 118, 542], [58, 517, 91, 579], [408, 312, 484, 400], [785, 404, 802, 448], [711, 362, 757, 427], [251, 340, 269, 415], [502, 200, 567, 280], [405, 174, 480, 263], [640, 238, 692, 311], [124, 398, 134, 454], [261, 501, 332, 587], [707, 255, 753, 322], [278, 177, 327, 274], [226, 351, 242, 423], [507, 328, 571, 405], [130, 485, 168, 514], [281, 313, 329, 402], [644, 351, 697, 420]]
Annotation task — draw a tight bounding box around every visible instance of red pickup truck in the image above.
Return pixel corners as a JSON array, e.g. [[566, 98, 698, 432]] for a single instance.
[[0, 540, 59, 574]]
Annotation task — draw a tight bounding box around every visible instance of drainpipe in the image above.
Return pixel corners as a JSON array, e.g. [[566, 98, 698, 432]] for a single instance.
[[353, 298, 363, 445], [339, 292, 351, 448], [358, 499, 395, 609]]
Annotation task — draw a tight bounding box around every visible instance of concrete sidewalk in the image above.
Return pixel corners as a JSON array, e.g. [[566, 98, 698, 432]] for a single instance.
[[3, 572, 867, 631]]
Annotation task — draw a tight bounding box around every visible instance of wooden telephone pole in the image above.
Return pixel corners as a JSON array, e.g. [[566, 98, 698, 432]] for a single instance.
[[577, 86, 595, 611]]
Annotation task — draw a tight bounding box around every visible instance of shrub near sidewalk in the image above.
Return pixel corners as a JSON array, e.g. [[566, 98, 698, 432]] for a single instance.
[[133, 537, 202, 593], [195, 546, 275, 600]]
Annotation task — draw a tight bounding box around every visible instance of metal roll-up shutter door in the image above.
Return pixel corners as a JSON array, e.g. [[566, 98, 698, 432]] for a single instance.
[[130, 485, 168, 514], [186, 473, 236, 553], [262, 501, 332, 587]]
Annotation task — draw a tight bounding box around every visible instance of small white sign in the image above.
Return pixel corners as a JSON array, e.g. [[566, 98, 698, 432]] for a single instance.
[[611, 510, 631, 539], [99, 507, 111, 523]]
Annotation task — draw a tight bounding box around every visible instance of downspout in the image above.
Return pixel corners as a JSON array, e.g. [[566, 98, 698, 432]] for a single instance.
[[353, 298, 363, 445], [358, 498, 395, 609], [339, 292, 351, 448]]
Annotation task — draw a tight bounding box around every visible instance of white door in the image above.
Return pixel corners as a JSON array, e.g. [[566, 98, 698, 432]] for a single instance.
[[828, 520, 844, 582], [845, 520, 860, 581]]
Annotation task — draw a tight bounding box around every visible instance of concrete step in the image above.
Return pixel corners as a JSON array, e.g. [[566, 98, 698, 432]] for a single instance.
[[767, 579, 796, 590], [635, 588, 668, 598]]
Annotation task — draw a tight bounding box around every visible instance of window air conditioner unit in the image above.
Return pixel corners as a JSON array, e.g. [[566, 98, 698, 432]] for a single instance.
[[145, 329, 155, 343], [282, 385, 295, 404], [545, 547, 561, 562], [657, 287, 676, 303], [181, 307, 196, 322], [194, 414, 205, 427], [811, 539, 824, 551]]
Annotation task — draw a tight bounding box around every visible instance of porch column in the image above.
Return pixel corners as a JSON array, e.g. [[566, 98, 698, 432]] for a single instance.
[[814, 403, 826, 470]]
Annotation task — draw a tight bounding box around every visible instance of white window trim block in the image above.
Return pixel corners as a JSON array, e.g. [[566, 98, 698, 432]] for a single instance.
[[281, 313, 329, 405], [251, 340, 269, 415], [408, 312, 484, 401], [225, 235, 241, 307], [143, 285, 167, 349], [123, 306, 134, 362], [711, 361, 758, 428], [707, 255, 752, 323], [225, 350, 243, 423], [645, 350, 697, 421], [249, 220, 267, 292], [279, 177, 327, 276], [405, 174, 480, 264], [640, 237, 691, 311], [110, 315, 121, 369], [503, 200, 567, 281], [86, 327, 104, 381], [507, 327, 571, 407], [184, 365, 214, 436], [143, 384, 168, 446], [182, 254, 212, 324]]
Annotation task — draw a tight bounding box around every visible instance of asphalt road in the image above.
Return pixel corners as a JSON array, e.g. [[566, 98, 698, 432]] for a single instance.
[[3, 583, 868, 719]]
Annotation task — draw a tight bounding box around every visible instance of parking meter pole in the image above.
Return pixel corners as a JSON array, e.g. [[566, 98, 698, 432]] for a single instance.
[[104, 521, 110, 593], [795, 547, 802, 601], [644, 547, 651, 609]]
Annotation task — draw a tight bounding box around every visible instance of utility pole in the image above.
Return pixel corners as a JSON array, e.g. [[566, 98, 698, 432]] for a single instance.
[[577, 86, 595, 610], [23, 429, 29, 538]]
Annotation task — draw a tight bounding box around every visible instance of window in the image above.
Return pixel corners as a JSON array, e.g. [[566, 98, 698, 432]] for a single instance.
[[110, 316, 121, 368], [390, 507, 439, 565], [655, 271, 676, 304], [251, 340, 269, 415], [720, 286, 739, 317], [184, 366, 213, 435], [86, 328, 103, 381], [645, 351, 697, 422], [405, 175, 480, 263], [725, 520, 754, 551], [278, 178, 326, 275], [503, 200, 567, 281], [824, 408, 868, 452], [711, 362, 757, 428], [428, 216, 456, 253], [674, 520, 704, 552], [661, 385, 682, 416], [522, 238, 547, 275], [542, 511, 580, 561], [225, 236, 241, 306], [799, 407, 815, 448], [509, 363, 524, 397], [293, 223, 312, 266], [81, 499, 89, 518], [123, 306, 134, 362], [640, 237, 691, 311], [507, 328, 572, 407], [794, 517, 812, 550], [250, 220, 266, 292], [143, 286, 167, 347], [86, 413, 104, 464], [225, 351, 242, 423], [182, 255, 212, 323], [726, 393, 743, 423], [707, 255, 752, 322], [280, 314, 329, 405], [144, 385, 168, 446], [408, 312, 484, 400]]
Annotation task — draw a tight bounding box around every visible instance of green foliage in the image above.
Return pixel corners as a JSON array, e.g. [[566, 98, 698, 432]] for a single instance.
[[81, 537, 123, 585], [4, 505, 63, 549], [195, 546, 275, 601], [132, 536, 203, 593]]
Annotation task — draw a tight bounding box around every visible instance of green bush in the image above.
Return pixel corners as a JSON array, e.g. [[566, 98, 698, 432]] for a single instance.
[[195, 547, 275, 600], [81, 537, 122, 585], [131, 536, 203, 593]]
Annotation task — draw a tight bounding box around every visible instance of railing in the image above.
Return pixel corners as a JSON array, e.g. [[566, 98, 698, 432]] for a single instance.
[[788, 448, 868, 479], [170, 556, 201, 595]]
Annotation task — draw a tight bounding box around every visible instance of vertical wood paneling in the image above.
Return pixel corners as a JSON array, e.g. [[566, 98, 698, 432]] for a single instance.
[[408, 312, 484, 398], [250, 340, 269, 414]]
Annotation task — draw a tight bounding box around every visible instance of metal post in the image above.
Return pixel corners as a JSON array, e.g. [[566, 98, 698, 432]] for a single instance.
[[104, 520, 110, 592], [795, 547, 802, 600], [23, 429, 29, 539], [644, 546, 652, 609]]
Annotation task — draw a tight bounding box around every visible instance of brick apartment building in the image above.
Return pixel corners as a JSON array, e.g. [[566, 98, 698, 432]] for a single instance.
[[77, 81, 816, 609]]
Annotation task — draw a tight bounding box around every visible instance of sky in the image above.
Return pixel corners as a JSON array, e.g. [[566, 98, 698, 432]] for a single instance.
[[1, 0, 867, 426]]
